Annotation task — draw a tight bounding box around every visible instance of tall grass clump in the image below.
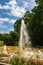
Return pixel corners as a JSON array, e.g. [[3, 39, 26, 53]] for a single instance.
[[0, 41, 4, 47], [10, 55, 40, 65]]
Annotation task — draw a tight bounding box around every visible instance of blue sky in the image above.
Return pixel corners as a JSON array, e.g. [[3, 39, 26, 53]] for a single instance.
[[0, 0, 36, 34]]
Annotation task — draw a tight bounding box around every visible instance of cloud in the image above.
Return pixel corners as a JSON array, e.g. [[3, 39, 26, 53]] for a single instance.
[[6, 0, 26, 17], [9, 19, 16, 24], [9, 28, 14, 32], [20, 0, 36, 11], [0, 18, 9, 22], [28, 0, 36, 9], [0, 0, 26, 17], [8, 7, 26, 17], [0, 0, 36, 17], [6, 0, 17, 5], [0, 17, 16, 29], [0, 25, 7, 28], [0, 4, 9, 9], [0, 30, 5, 34], [23, 1, 29, 8], [0, 18, 9, 28], [0, 28, 14, 34], [0, 30, 9, 34], [0, 0, 36, 33], [7, 0, 36, 16], [0, 17, 16, 24]]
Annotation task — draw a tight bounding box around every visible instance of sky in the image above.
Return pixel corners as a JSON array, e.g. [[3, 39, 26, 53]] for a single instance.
[[0, 0, 36, 34]]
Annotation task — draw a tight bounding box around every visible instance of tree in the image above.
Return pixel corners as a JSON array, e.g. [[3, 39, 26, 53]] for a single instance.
[[0, 31, 19, 46], [29, 0, 43, 46], [9, 31, 19, 46], [35, 0, 43, 4], [14, 0, 43, 47], [3, 33, 9, 45], [14, 11, 32, 40], [14, 19, 22, 34], [0, 33, 3, 40], [0, 41, 4, 46]]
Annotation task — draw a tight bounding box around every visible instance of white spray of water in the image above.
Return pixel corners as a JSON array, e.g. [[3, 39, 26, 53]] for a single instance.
[[3, 45, 7, 54], [19, 19, 31, 52], [19, 20, 43, 60]]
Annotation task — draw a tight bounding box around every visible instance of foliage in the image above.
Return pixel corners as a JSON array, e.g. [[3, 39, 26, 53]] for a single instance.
[[29, 0, 43, 46], [0, 33, 4, 40], [14, 11, 32, 42], [0, 31, 19, 46], [9, 31, 19, 46], [14, 18, 22, 33], [14, 0, 43, 47], [0, 41, 4, 46], [10, 55, 40, 65], [0, 0, 43, 47], [35, 0, 43, 4]]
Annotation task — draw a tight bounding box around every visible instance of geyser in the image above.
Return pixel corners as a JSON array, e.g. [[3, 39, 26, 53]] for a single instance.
[[19, 20, 43, 59], [19, 19, 31, 52], [3, 45, 7, 54]]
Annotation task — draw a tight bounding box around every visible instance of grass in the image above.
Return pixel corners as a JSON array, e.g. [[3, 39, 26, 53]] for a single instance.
[[0, 46, 19, 53], [10, 55, 40, 65], [0, 46, 43, 65]]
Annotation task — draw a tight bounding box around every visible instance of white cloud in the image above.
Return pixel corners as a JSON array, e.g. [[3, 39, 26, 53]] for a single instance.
[[23, 2, 29, 8], [21, 0, 29, 8], [0, 30, 5, 34], [0, 0, 26, 17], [6, 0, 26, 17], [9, 28, 14, 31], [0, 28, 14, 34], [0, 17, 16, 24], [9, 7, 26, 17], [0, 18, 9, 22], [0, 0, 36, 18], [7, 28, 14, 34], [6, 0, 17, 5], [0, 18, 9, 28], [28, 0, 36, 9], [9, 19, 16, 24], [20, 0, 36, 10], [0, 4, 9, 9], [0, 0, 36, 33], [0, 30, 8, 34], [0, 25, 7, 28], [0, 18, 9, 27], [7, 0, 36, 17], [0, 17, 16, 28]]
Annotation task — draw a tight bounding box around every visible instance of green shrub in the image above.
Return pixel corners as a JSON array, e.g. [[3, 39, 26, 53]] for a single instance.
[[27, 60, 40, 65], [10, 55, 27, 65], [10, 55, 40, 65], [10, 56, 19, 65], [0, 41, 4, 46]]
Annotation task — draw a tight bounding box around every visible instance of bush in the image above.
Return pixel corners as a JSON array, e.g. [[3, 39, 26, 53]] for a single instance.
[[27, 60, 40, 65], [0, 41, 4, 46], [10, 55, 40, 65]]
